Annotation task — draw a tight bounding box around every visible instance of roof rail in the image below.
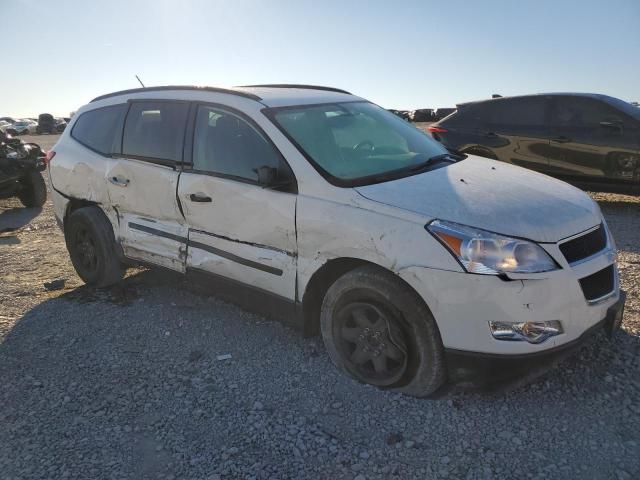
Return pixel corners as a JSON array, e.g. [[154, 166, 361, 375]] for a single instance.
[[238, 84, 352, 95], [90, 85, 262, 103]]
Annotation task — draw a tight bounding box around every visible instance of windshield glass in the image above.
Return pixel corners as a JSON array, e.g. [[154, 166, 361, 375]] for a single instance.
[[605, 96, 640, 121], [269, 102, 449, 185]]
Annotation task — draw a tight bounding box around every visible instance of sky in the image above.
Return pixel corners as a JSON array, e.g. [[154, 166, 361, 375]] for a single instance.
[[2, 0, 639, 117]]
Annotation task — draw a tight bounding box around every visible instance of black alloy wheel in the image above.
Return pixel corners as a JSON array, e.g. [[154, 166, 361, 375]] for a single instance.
[[73, 226, 99, 274], [334, 301, 409, 386]]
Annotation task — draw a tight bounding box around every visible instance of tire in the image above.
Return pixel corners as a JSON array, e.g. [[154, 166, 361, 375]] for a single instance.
[[64, 206, 124, 287], [320, 265, 446, 397], [17, 170, 47, 207]]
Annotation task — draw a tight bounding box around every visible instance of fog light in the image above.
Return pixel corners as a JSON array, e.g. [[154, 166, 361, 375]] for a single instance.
[[489, 320, 563, 344]]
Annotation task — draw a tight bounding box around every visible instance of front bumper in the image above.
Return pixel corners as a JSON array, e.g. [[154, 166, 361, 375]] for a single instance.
[[398, 251, 620, 355], [444, 292, 625, 384]]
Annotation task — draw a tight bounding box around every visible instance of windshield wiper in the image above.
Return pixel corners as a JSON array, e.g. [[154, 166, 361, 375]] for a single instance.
[[408, 153, 458, 173], [351, 152, 464, 186]]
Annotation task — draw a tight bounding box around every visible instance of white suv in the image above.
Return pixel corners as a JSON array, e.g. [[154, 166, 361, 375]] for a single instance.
[[48, 84, 625, 396]]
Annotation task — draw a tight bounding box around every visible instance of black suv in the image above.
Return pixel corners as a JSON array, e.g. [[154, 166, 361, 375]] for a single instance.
[[429, 93, 640, 194]]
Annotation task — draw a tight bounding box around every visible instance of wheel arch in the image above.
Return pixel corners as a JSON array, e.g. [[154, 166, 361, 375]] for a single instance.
[[64, 198, 101, 223], [300, 257, 430, 337]]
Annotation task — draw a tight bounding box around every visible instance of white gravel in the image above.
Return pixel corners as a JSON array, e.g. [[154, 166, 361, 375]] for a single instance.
[[0, 138, 639, 479]]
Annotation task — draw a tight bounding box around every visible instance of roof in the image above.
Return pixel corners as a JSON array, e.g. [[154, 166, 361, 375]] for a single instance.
[[457, 92, 613, 108], [90, 84, 360, 108]]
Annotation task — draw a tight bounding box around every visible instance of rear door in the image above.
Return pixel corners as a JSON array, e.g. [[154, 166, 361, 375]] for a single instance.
[[177, 104, 297, 300], [547, 96, 640, 184], [482, 97, 552, 172], [106, 100, 190, 272]]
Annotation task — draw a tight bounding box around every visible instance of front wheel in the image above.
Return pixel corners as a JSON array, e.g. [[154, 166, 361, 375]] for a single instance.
[[65, 206, 124, 287], [17, 170, 47, 207], [320, 265, 446, 397]]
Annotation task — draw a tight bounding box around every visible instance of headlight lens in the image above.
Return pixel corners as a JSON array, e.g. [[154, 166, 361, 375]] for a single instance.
[[427, 220, 557, 275]]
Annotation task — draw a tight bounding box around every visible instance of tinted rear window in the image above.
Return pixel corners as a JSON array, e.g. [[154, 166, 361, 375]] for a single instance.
[[71, 104, 127, 155], [487, 98, 546, 125], [122, 102, 189, 162]]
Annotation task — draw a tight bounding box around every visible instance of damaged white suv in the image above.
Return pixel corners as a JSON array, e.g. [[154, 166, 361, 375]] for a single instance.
[[49, 84, 625, 396]]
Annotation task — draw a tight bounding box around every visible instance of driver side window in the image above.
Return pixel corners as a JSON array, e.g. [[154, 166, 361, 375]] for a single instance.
[[192, 106, 284, 184]]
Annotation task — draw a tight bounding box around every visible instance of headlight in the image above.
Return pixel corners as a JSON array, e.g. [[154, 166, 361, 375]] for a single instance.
[[427, 220, 557, 275]]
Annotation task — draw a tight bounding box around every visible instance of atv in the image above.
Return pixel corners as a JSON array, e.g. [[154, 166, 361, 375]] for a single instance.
[[0, 131, 47, 208]]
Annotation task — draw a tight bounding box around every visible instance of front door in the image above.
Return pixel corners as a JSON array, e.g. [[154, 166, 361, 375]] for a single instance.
[[106, 100, 190, 272], [178, 105, 297, 300], [546, 96, 639, 184]]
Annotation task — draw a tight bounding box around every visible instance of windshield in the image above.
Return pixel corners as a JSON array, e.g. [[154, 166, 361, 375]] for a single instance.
[[268, 101, 449, 185], [605, 96, 640, 121]]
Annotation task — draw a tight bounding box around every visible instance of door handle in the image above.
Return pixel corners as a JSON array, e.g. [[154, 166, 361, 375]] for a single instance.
[[552, 136, 572, 143], [484, 132, 498, 138], [109, 176, 130, 187], [189, 193, 212, 203]]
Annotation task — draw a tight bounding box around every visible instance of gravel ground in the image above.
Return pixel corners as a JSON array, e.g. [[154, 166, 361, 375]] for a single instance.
[[1, 135, 639, 479]]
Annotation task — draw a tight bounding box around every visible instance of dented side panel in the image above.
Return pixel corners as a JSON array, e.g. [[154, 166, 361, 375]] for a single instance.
[[295, 193, 463, 298], [48, 132, 114, 205], [178, 172, 297, 300], [105, 159, 187, 272]]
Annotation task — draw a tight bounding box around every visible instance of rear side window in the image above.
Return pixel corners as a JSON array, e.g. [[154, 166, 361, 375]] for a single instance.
[[487, 98, 546, 126], [122, 102, 189, 162], [71, 104, 127, 155]]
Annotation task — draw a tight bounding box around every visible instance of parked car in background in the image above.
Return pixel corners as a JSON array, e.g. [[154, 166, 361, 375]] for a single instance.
[[47, 84, 624, 396], [432, 108, 456, 121], [428, 93, 640, 194], [410, 109, 434, 122], [36, 113, 57, 134], [388, 109, 412, 121], [55, 118, 67, 132], [0, 116, 17, 124], [0, 120, 12, 133], [12, 119, 37, 135]]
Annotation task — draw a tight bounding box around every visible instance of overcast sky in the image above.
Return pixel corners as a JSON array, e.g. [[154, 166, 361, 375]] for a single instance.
[[2, 0, 639, 117]]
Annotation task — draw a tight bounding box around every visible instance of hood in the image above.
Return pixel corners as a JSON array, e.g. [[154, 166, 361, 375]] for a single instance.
[[355, 156, 601, 243]]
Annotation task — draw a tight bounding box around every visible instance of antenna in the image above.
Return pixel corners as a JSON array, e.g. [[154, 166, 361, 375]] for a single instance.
[[135, 75, 145, 88]]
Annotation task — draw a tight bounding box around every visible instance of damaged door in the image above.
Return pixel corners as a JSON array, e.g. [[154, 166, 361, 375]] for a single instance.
[[106, 100, 190, 272], [178, 105, 297, 300]]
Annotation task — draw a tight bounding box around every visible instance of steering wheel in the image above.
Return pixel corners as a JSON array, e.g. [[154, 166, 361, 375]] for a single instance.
[[353, 140, 375, 152]]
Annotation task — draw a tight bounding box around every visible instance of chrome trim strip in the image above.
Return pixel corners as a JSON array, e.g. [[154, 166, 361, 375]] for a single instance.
[[569, 247, 614, 268], [557, 223, 601, 243]]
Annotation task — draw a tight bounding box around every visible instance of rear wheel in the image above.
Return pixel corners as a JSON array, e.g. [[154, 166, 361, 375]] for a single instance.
[[17, 170, 47, 207], [65, 206, 124, 287], [320, 265, 446, 397]]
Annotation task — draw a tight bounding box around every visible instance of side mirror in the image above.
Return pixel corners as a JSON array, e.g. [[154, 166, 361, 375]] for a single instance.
[[255, 165, 278, 186]]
